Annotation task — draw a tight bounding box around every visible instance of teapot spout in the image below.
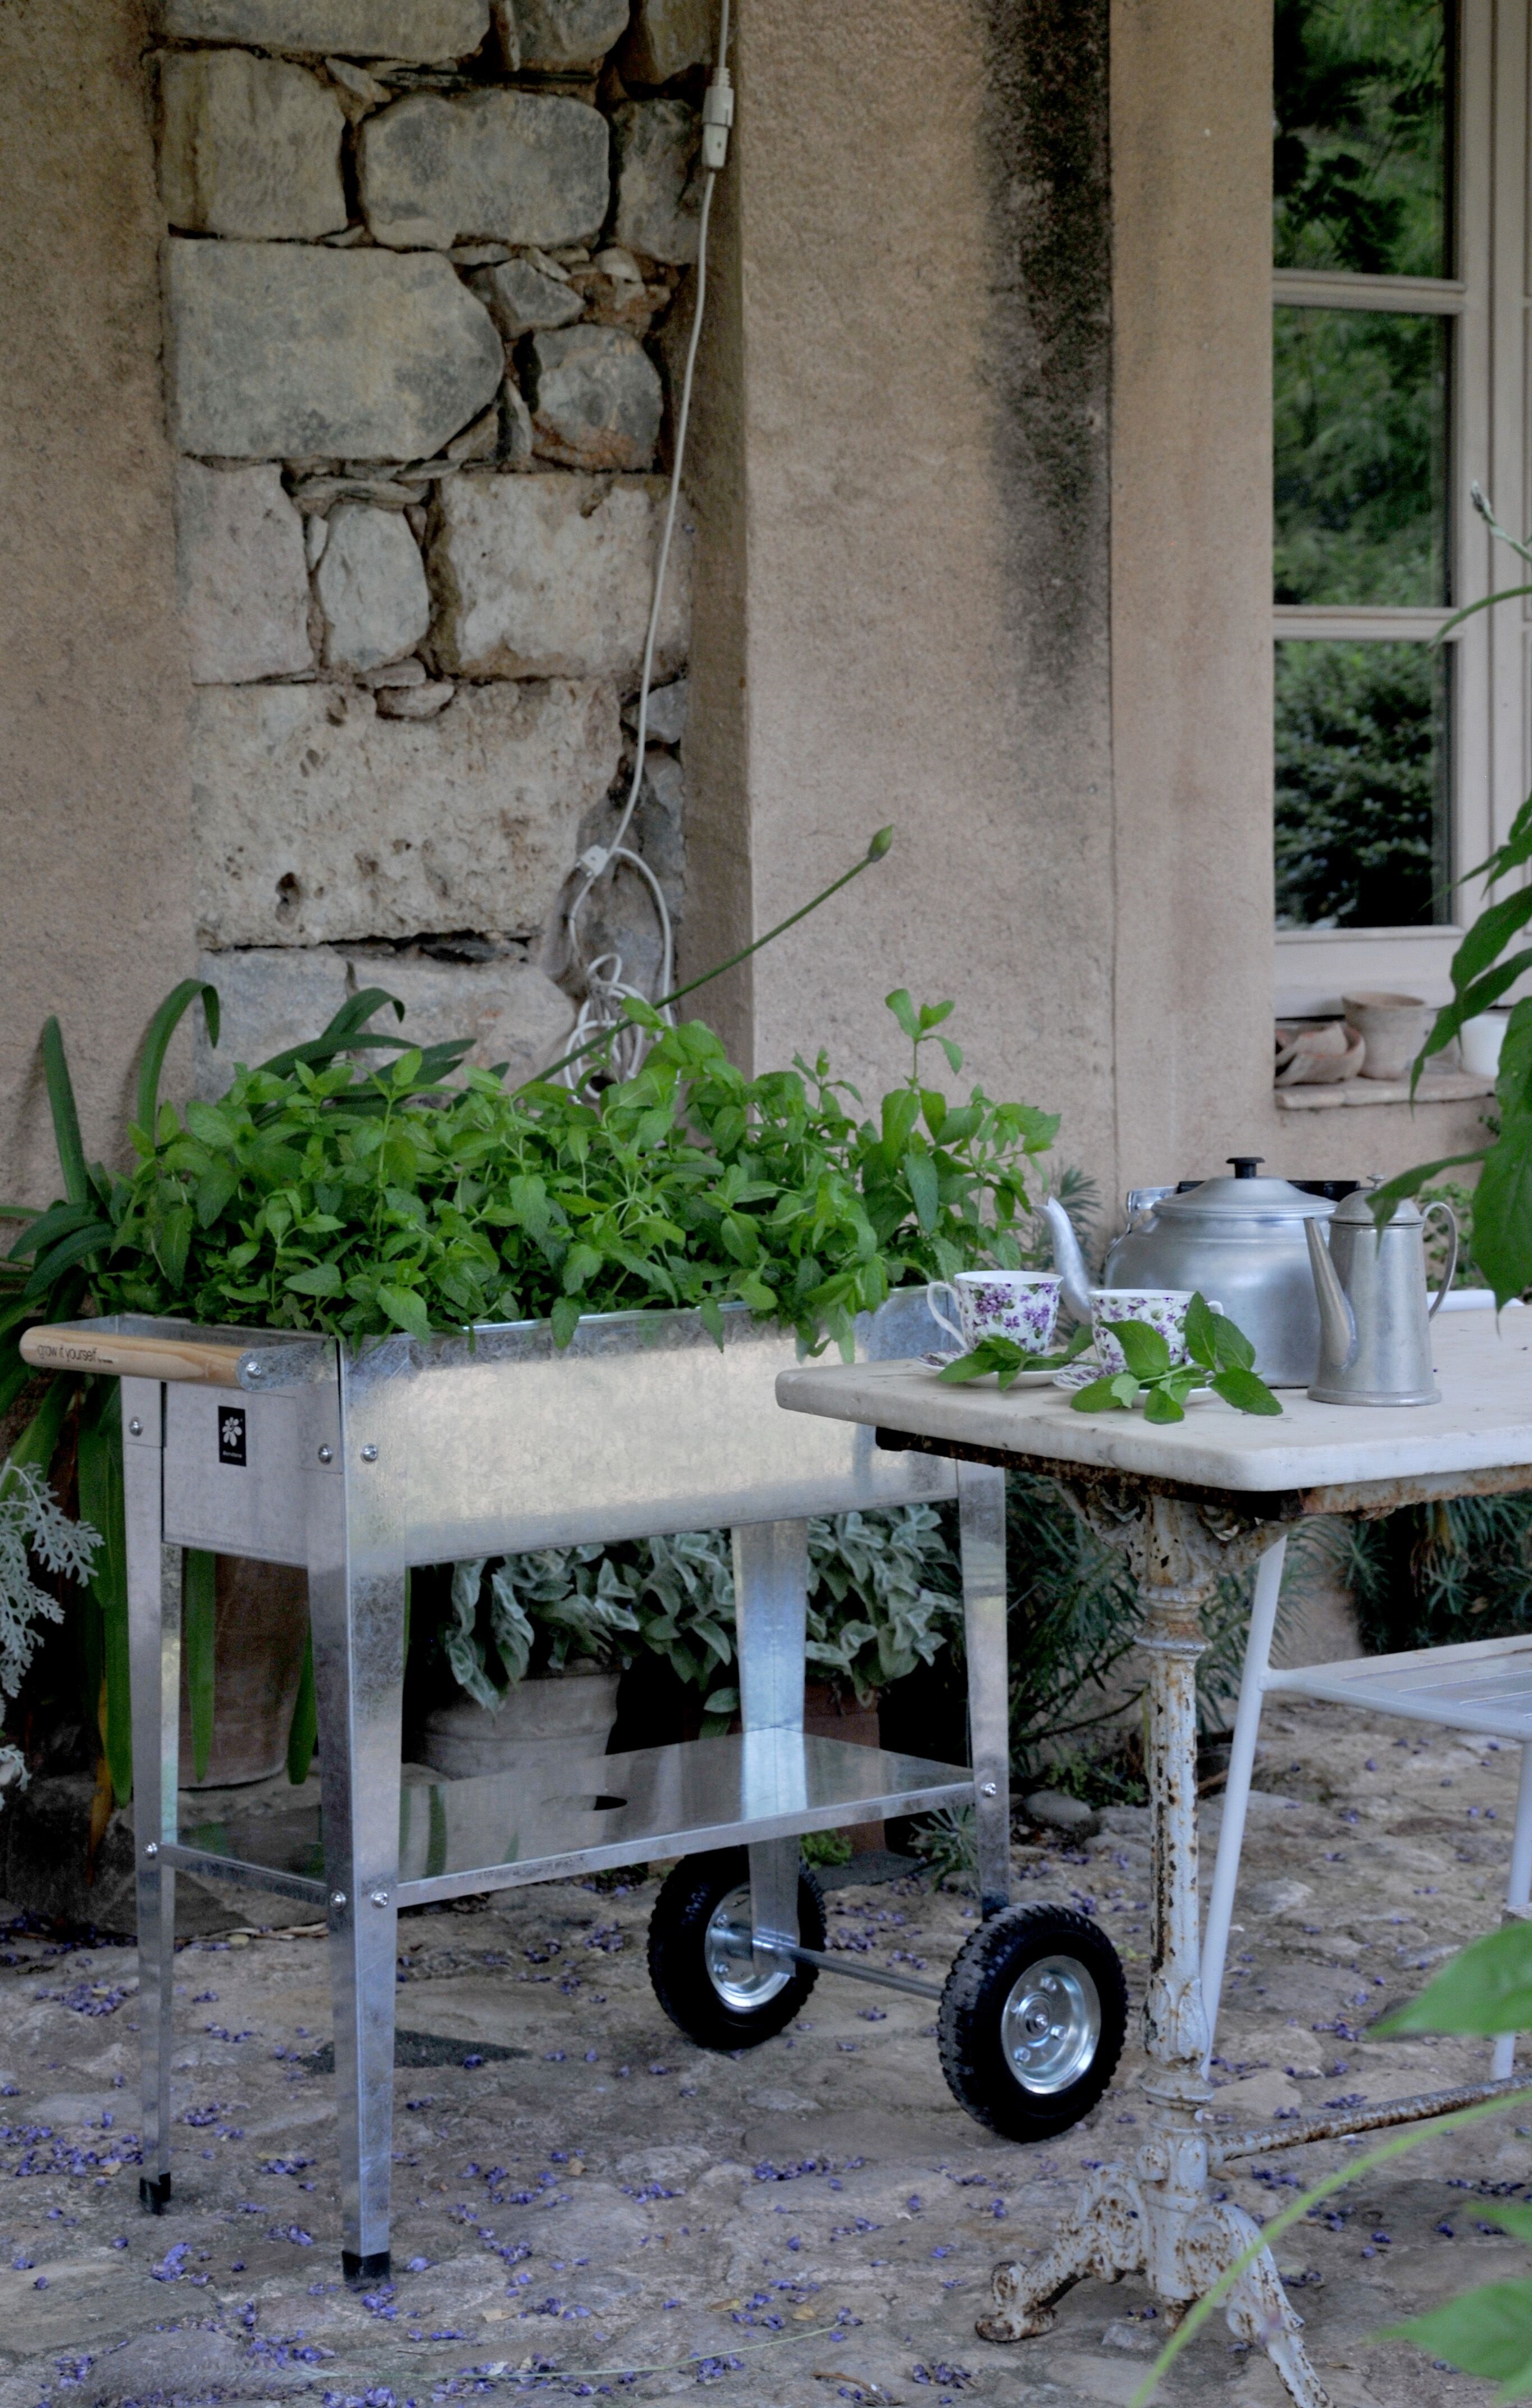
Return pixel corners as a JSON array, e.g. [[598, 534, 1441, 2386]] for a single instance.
[[1043, 1196, 1095, 1325], [1305, 1215, 1357, 1374]]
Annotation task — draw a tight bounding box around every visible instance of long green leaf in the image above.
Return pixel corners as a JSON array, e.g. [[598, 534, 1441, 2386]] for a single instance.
[[1380, 1917, 1532, 2036], [135, 980, 221, 1138], [286, 1627, 316, 1785], [1389, 2280, 1532, 2395], [40, 1018, 88, 1208], [1411, 951, 1532, 1094], [77, 1384, 131, 1804], [1467, 1118, 1532, 1305], [255, 986, 404, 1077], [21, 1221, 115, 1299], [1453, 883, 1532, 996], [183, 1549, 218, 1784]]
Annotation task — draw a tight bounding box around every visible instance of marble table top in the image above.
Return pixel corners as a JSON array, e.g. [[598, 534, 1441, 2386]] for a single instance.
[[776, 1308, 1532, 1496]]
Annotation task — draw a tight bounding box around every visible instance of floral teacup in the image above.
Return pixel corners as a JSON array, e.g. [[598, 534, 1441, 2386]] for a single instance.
[[927, 1271, 1064, 1360], [1090, 1287, 1221, 1376]]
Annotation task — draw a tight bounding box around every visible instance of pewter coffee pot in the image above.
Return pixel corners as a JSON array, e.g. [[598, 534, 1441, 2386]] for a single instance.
[[1305, 1184, 1458, 1406]]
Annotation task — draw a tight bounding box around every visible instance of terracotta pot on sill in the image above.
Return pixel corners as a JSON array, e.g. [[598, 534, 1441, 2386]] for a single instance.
[[177, 1553, 311, 1789]]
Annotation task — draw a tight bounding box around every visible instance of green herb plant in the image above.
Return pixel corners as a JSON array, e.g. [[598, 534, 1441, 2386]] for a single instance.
[[6, 991, 1055, 1371], [0, 850, 1057, 1798], [438, 1503, 959, 1727]]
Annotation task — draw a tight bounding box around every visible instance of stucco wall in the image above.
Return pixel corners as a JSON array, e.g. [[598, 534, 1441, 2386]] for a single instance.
[[0, 0, 195, 1207], [684, 0, 1117, 1184]]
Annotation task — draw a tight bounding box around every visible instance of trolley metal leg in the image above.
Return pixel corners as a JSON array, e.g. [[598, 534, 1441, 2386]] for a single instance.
[[958, 1463, 1010, 1918], [306, 1383, 405, 2285], [735, 1520, 808, 1970], [124, 1379, 177, 2213], [1493, 1744, 1532, 2080]]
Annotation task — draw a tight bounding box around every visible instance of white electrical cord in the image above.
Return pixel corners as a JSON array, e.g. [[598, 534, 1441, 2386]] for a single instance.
[[557, 2, 734, 1092]]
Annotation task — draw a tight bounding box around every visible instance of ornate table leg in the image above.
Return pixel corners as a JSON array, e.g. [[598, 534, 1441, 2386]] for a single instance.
[[978, 1491, 1326, 2408]]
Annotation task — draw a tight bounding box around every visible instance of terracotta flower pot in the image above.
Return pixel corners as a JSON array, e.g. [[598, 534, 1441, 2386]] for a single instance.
[[421, 1662, 622, 1780], [177, 1554, 310, 1789]]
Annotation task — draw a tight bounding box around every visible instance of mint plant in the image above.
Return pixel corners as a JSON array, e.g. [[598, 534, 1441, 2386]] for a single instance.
[[6, 990, 1057, 1370], [1069, 1294, 1282, 1424]]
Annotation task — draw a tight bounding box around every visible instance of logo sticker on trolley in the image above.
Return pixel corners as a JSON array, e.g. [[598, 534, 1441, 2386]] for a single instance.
[[218, 1404, 247, 1468]]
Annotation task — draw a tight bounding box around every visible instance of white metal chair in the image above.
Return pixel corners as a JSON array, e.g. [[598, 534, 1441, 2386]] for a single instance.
[[1202, 1511, 1532, 2081]]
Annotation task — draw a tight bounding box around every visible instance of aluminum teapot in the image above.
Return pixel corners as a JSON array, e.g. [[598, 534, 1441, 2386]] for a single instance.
[[1305, 1184, 1458, 1406], [1043, 1157, 1344, 1385]]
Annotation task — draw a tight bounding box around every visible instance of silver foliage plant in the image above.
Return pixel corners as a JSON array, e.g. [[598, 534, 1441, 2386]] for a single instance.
[[0, 1461, 100, 1706], [446, 1503, 959, 1725]]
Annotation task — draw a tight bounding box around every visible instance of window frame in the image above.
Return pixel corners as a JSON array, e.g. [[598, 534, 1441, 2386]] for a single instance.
[[1272, 0, 1528, 1018]]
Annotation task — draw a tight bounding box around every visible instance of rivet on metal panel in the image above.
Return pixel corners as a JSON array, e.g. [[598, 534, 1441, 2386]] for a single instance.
[[370, 1888, 390, 1908], [317, 1446, 334, 1465], [240, 1357, 263, 1384], [360, 1444, 379, 1464], [128, 1419, 143, 1438], [330, 1891, 347, 1909], [143, 1841, 158, 1858], [980, 1781, 998, 1798]]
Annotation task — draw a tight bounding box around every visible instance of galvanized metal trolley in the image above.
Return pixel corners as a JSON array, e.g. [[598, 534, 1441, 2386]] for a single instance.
[[26, 1297, 1126, 2279]]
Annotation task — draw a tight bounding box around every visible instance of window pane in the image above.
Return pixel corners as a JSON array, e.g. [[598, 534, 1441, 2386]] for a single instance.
[[1274, 0, 1450, 276], [1274, 306, 1448, 605], [1275, 639, 1449, 928]]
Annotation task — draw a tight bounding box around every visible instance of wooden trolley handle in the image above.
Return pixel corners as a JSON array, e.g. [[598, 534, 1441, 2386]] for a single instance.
[[20, 1326, 256, 1388]]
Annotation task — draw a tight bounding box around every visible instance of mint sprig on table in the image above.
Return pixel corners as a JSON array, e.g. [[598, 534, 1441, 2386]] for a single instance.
[[1070, 1292, 1282, 1425], [936, 1324, 1093, 1390]]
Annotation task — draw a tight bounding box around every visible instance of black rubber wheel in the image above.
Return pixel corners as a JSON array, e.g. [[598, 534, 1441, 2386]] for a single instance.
[[938, 1903, 1128, 2141], [648, 1848, 827, 2051]]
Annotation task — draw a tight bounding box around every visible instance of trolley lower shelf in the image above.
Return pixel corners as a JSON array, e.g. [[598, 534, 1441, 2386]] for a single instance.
[[170, 1731, 974, 1909]]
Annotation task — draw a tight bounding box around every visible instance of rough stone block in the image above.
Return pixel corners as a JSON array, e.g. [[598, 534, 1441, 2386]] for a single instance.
[[611, 99, 699, 264], [164, 239, 503, 460], [174, 460, 312, 683], [526, 324, 663, 469], [499, 0, 630, 70], [624, 672, 687, 745], [468, 254, 584, 335], [340, 947, 576, 1081], [620, 0, 716, 84], [158, 49, 347, 240], [193, 678, 621, 946], [315, 503, 431, 672], [193, 944, 350, 1094], [359, 89, 608, 252], [430, 472, 691, 678], [157, 0, 491, 60]]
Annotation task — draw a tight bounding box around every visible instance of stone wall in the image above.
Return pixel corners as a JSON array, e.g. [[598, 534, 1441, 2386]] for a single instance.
[[154, 0, 702, 1092]]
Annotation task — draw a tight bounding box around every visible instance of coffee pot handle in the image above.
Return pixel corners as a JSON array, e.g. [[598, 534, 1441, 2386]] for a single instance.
[[1423, 1201, 1459, 1316]]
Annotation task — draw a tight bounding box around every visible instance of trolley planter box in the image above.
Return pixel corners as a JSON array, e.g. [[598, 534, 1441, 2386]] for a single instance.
[[24, 1295, 1022, 2280]]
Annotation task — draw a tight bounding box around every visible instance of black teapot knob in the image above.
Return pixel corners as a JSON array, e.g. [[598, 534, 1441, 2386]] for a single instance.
[[1226, 1156, 1265, 1179]]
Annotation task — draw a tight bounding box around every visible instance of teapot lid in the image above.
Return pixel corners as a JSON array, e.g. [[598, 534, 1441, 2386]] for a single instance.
[[1151, 1158, 1335, 1223]]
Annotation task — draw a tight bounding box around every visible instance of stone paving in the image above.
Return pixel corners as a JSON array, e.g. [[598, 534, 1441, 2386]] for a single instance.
[[0, 1699, 1525, 2408]]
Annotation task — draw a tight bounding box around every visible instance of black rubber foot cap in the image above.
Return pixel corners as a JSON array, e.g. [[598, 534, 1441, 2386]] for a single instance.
[[139, 2173, 171, 2214], [343, 2249, 390, 2286]]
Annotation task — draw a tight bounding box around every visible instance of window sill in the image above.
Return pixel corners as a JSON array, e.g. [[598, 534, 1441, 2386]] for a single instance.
[[1275, 1069, 1494, 1112]]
